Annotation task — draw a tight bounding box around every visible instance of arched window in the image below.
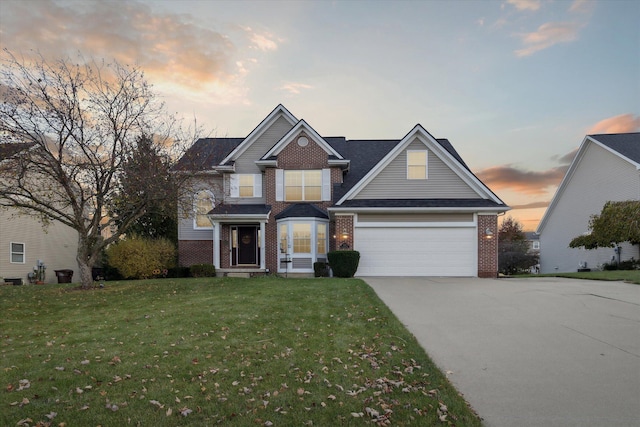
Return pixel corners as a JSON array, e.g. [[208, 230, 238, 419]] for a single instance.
[[194, 190, 215, 229]]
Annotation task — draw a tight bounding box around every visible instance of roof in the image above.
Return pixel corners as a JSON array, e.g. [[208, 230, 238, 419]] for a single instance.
[[208, 204, 271, 216], [590, 133, 640, 164], [275, 203, 328, 220], [173, 138, 243, 171], [0, 142, 34, 160], [333, 199, 507, 209]]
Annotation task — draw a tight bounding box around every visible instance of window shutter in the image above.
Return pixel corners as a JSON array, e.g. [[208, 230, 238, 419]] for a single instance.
[[275, 169, 284, 201], [322, 168, 331, 201], [254, 174, 262, 198], [230, 175, 239, 197]]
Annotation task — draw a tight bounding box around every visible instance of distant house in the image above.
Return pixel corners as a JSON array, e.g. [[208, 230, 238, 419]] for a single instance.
[[174, 105, 509, 277], [537, 133, 640, 273], [0, 143, 79, 284], [524, 232, 540, 254]]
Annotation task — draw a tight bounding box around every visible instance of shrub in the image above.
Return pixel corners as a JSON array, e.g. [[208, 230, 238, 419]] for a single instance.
[[190, 263, 217, 278], [327, 250, 360, 278], [168, 266, 191, 278], [313, 261, 329, 277], [106, 236, 176, 279]]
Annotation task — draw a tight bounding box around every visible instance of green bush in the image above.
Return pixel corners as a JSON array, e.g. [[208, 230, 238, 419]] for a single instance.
[[327, 250, 360, 278], [106, 236, 176, 279], [313, 261, 329, 277], [190, 263, 217, 278]]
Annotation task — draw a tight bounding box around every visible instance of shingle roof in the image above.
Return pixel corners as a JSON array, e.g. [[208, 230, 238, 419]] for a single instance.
[[0, 142, 34, 160], [335, 199, 506, 209], [590, 133, 640, 164], [173, 138, 243, 171], [208, 204, 271, 216], [275, 203, 328, 219]]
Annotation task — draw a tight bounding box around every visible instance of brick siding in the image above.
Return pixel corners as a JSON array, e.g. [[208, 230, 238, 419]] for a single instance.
[[477, 214, 498, 278], [178, 240, 213, 267]]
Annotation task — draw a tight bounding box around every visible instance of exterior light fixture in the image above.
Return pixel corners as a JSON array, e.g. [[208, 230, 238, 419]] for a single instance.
[[485, 228, 494, 239]]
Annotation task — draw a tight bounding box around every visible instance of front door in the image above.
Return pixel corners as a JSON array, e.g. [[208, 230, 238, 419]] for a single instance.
[[235, 226, 258, 265]]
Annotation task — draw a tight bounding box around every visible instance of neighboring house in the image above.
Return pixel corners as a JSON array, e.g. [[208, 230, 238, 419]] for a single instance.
[[537, 133, 640, 273], [525, 232, 540, 255], [175, 105, 509, 277], [0, 143, 79, 284]]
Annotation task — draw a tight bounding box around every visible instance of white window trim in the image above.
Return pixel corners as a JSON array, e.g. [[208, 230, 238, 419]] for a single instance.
[[276, 218, 329, 272], [407, 150, 428, 180], [10, 242, 25, 264], [230, 174, 263, 198], [193, 190, 215, 230], [280, 169, 329, 202]]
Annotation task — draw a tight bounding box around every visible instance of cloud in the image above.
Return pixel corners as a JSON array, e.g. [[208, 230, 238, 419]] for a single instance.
[[0, 1, 246, 91], [476, 164, 568, 195], [569, 0, 594, 14], [280, 82, 314, 95], [588, 114, 640, 134], [509, 201, 551, 210], [506, 0, 541, 11], [515, 21, 581, 57], [242, 27, 280, 51]]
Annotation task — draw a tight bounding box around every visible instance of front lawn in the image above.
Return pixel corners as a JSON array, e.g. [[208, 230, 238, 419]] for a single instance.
[[1, 277, 481, 426]]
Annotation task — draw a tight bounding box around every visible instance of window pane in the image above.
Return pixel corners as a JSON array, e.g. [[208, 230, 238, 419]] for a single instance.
[[293, 223, 311, 253], [11, 243, 24, 253], [304, 170, 321, 186], [11, 253, 24, 263], [407, 151, 427, 179], [285, 171, 303, 201], [239, 175, 254, 197], [285, 186, 303, 201], [408, 165, 426, 179], [317, 223, 326, 254], [279, 225, 288, 253], [195, 191, 214, 228], [304, 186, 321, 201]]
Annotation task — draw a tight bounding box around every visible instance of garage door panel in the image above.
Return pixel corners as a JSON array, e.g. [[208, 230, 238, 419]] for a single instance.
[[354, 227, 476, 276]]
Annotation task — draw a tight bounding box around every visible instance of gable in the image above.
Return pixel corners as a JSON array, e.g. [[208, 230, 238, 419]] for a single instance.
[[337, 125, 503, 205], [353, 138, 480, 200], [537, 135, 640, 233], [233, 115, 294, 173]]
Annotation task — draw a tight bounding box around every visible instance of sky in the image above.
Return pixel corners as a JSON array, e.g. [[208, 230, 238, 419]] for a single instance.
[[1, 0, 639, 231]]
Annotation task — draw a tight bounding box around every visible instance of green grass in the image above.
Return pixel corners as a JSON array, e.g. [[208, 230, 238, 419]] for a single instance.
[[1, 277, 481, 426], [526, 270, 640, 284]]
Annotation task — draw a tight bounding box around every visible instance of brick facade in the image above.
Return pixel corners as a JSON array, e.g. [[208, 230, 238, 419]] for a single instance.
[[334, 214, 354, 250], [178, 240, 213, 267], [477, 214, 498, 278]]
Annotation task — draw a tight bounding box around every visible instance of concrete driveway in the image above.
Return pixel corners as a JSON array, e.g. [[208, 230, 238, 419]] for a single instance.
[[363, 277, 640, 427]]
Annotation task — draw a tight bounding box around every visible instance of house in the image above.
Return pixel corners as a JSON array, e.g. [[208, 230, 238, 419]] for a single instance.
[[0, 143, 79, 284], [175, 105, 509, 277], [536, 133, 640, 273], [524, 232, 540, 254]]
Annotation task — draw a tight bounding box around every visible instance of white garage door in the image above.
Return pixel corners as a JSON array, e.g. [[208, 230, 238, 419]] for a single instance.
[[354, 226, 477, 276]]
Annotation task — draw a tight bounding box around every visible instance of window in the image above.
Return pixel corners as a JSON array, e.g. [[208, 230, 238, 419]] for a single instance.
[[532, 241, 540, 250], [230, 174, 262, 198], [10, 242, 25, 264], [317, 223, 326, 254], [194, 190, 215, 229], [293, 223, 311, 253], [407, 150, 427, 179], [279, 224, 289, 254], [285, 170, 322, 201]]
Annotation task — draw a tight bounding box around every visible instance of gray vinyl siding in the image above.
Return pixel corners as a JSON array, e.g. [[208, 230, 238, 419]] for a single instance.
[[354, 139, 480, 199], [539, 142, 640, 273], [357, 213, 474, 223], [234, 116, 294, 173]]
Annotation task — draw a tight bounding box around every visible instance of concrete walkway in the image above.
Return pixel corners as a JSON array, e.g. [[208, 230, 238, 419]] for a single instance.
[[363, 277, 640, 427]]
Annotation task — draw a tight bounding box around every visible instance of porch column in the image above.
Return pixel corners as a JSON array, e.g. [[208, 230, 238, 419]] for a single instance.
[[212, 221, 220, 269], [260, 221, 266, 270]]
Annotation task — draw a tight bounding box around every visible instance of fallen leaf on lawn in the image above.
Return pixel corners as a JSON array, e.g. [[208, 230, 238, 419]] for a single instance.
[[80, 405, 90, 410], [166, 407, 172, 416], [297, 388, 305, 396], [264, 421, 273, 427], [17, 379, 30, 390], [76, 387, 84, 394], [351, 412, 364, 417], [80, 359, 90, 365], [45, 411, 57, 420], [16, 418, 33, 426], [179, 407, 192, 417], [105, 403, 119, 411]]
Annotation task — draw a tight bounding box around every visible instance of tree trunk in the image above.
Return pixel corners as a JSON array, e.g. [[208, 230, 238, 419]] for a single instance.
[[77, 257, 94, 289]]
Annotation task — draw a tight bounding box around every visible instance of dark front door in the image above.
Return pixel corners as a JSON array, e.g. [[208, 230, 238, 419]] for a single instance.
[[237, 226, 257, 265]]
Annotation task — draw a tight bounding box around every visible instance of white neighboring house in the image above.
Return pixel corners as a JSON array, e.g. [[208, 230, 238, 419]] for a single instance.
[[0, 143, 79, 284], [537, 133, 640, 273]]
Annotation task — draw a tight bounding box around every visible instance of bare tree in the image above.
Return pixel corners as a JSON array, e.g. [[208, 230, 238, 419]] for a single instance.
[[0, 50, 197, 288]]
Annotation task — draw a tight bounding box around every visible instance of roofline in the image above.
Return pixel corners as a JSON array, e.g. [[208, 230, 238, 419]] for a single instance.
[[536, 134, 640, 234], [336, 124, 505, 205], [261, 119, 345, 160], [220, 104, 298, 165], [328, 206, 510, 214]]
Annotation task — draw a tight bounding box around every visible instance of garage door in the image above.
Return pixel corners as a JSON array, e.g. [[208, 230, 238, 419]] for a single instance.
[[354, 226, 477, 276]]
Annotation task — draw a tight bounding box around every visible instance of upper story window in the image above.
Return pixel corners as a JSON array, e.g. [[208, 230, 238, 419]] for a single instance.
[[285, 170, 322, 201], [532, 241, 540, 250], [194, 190, 215, 229], [230, 174, 262, 198], [407, 150, 428, 179], [10, 242, 25, 263]]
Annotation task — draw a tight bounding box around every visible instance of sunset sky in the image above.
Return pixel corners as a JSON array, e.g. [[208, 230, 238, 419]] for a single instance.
[[1, 0, 638, 231]]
